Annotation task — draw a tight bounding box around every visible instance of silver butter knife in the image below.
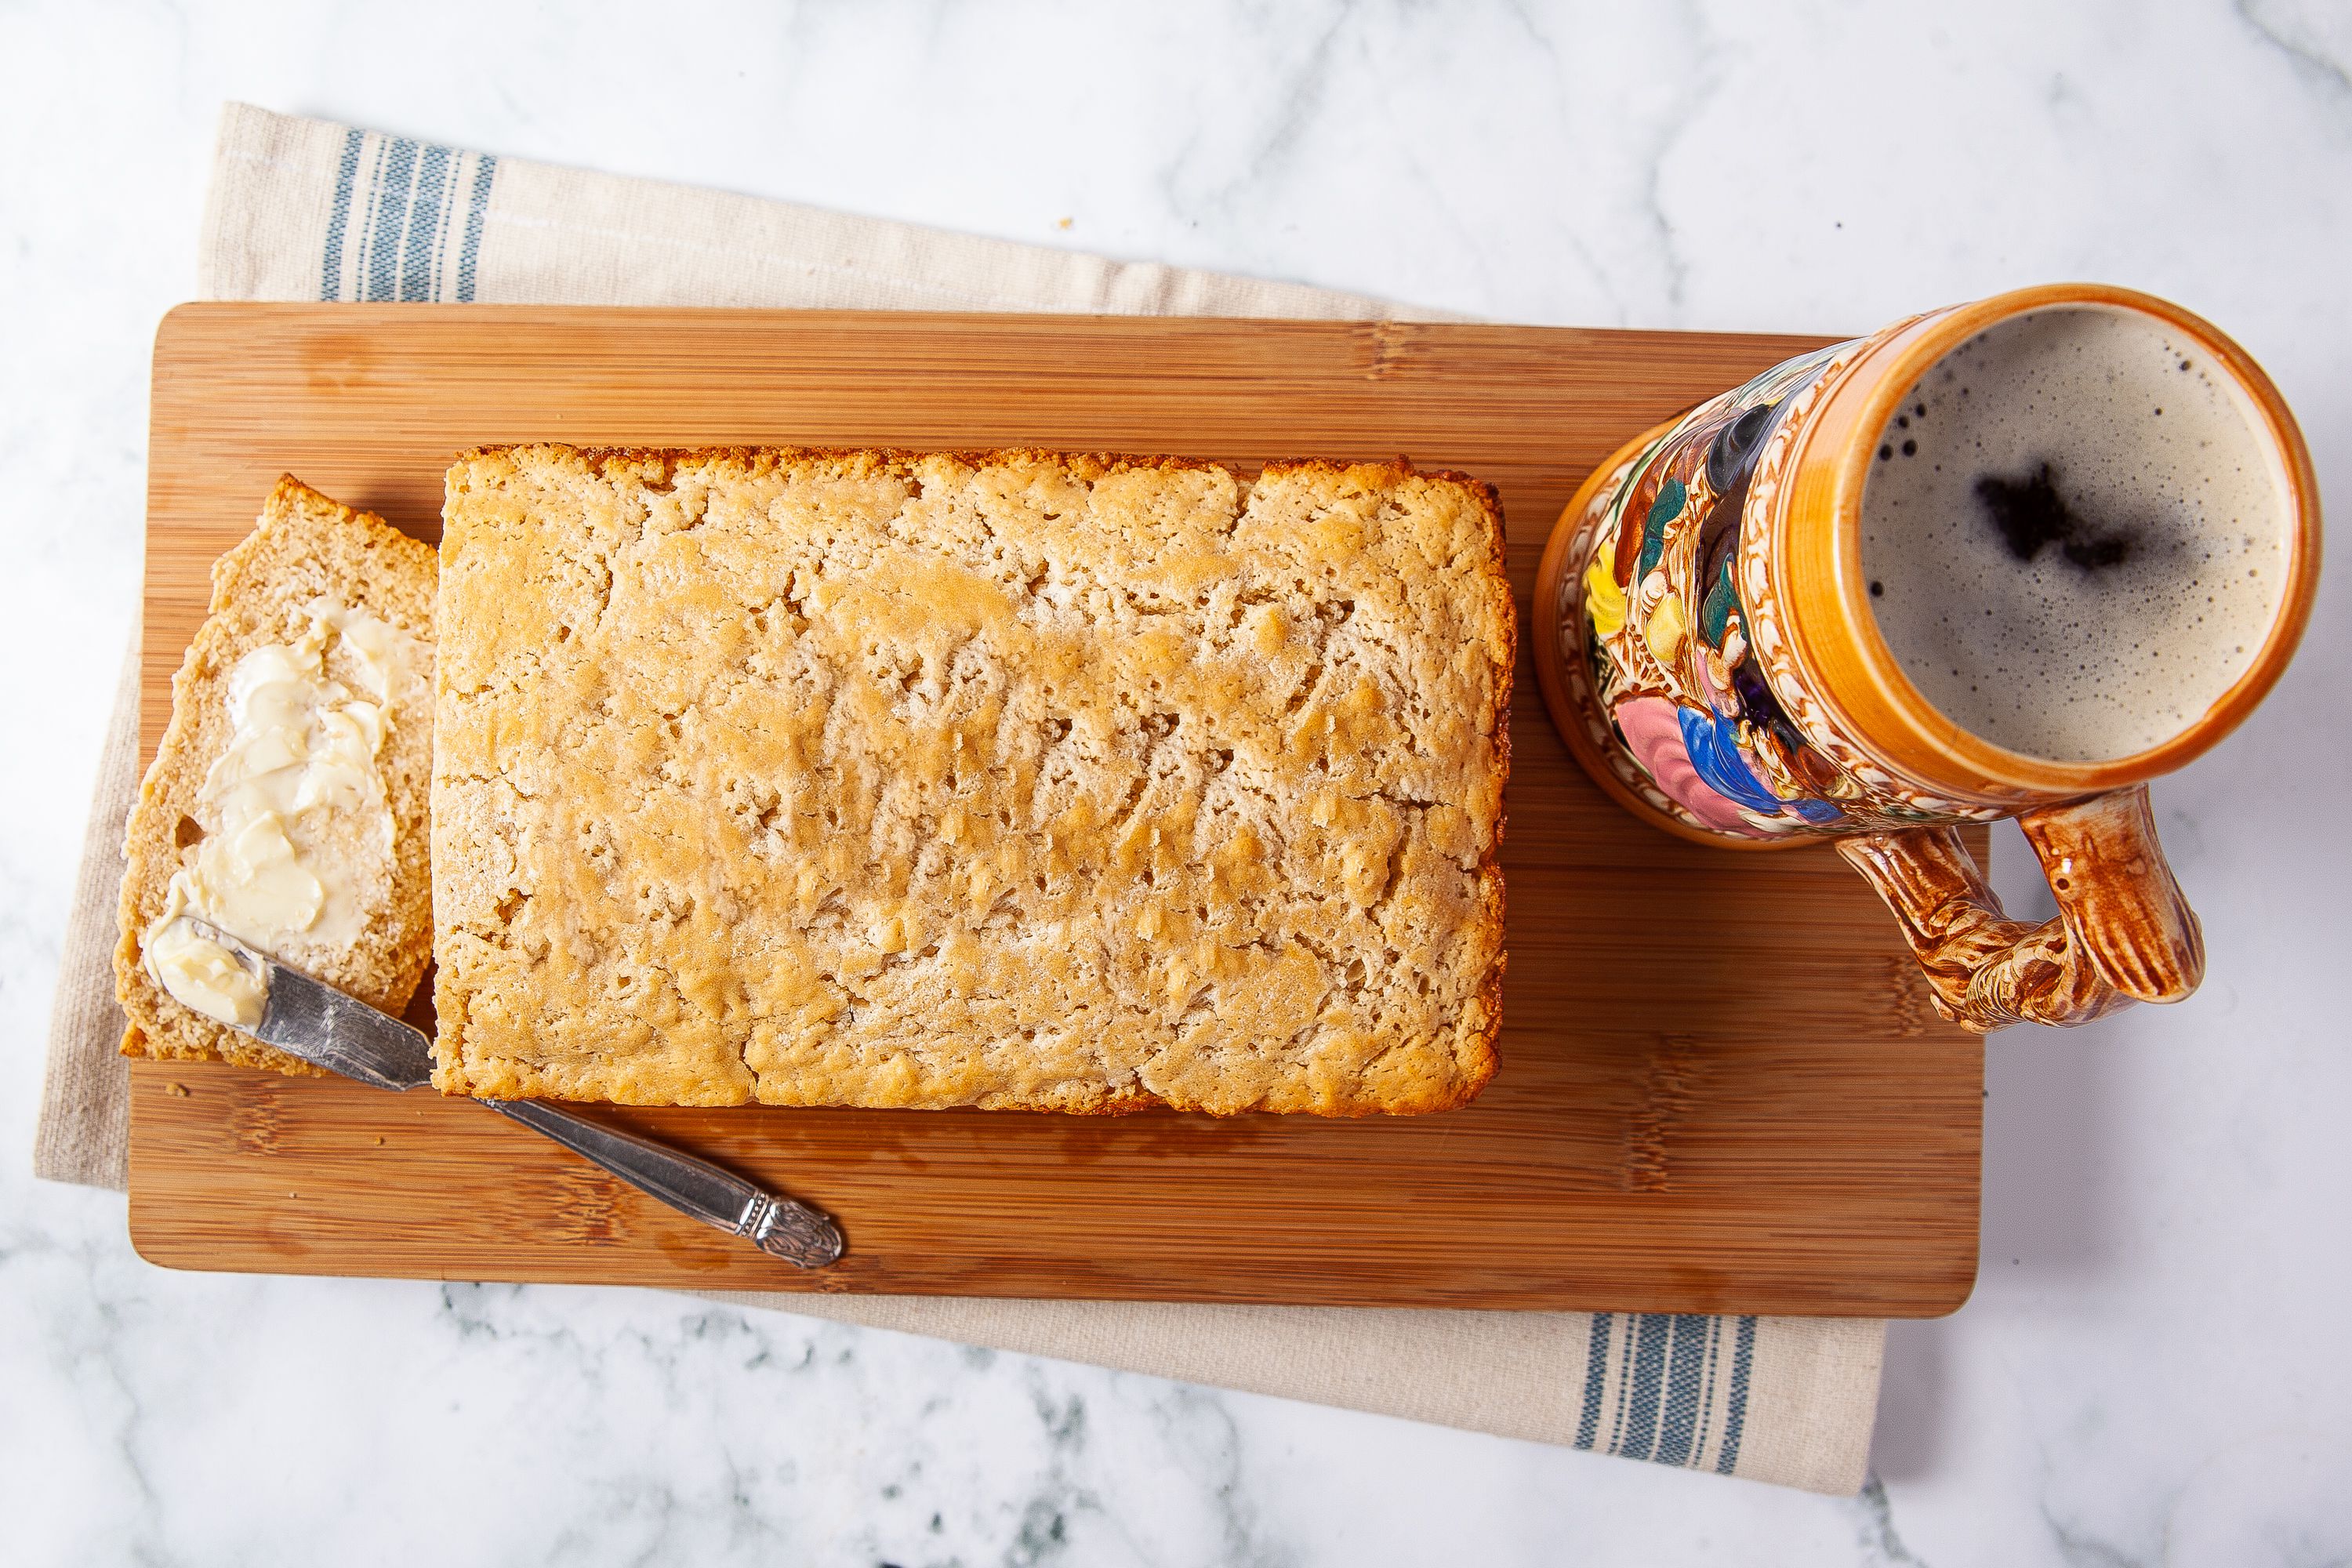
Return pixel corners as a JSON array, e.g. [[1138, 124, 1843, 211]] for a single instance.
[[182, 919, 844, 1269]]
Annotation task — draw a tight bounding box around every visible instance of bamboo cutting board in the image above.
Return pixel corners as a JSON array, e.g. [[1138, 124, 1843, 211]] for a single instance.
[[128, 304, 1982, 1315]]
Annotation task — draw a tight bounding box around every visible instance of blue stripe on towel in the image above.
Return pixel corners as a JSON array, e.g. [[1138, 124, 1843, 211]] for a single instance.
[[1573, 1312, 1612, 1450], [319, 128, 363, 301], [364, 136, 419, 301], [1620, 1313, 1674, 1459], [1653, 1315, 1711, 1465], [1715, 1315, 1758, 1474], [400, 143, 452, 301]]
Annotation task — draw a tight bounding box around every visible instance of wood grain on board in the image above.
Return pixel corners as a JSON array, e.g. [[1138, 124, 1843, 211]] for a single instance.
[[130, 304, 1982, 1315]]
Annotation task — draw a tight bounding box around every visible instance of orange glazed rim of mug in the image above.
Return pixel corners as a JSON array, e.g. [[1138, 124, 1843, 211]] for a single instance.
[[1785, 281, 2325, 798]]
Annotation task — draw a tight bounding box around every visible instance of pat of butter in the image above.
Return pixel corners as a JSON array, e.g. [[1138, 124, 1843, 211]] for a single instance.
[[145, 908, 267, 1028], [192, 810, 325, 934], [144, 597, 420, 1024]]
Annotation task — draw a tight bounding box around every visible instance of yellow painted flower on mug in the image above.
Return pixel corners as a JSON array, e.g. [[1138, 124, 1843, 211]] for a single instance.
[[1584, 534, 1627, 637], [1643, 595, 1689, 666]]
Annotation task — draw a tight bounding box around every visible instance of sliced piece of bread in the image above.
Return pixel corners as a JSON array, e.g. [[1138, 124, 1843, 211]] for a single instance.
[[115, 477, 438, 1075], [434, 445, 1511, 1115]]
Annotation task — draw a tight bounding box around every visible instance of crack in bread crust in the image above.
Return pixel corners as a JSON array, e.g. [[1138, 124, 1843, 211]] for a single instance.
[[433, 445, 1511, 1115]]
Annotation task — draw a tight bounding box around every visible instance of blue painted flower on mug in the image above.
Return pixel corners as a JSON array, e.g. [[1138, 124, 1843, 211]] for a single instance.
[[1678, 706, 1789, 816]]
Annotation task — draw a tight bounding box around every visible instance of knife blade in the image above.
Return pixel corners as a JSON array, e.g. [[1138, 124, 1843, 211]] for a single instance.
[[175, 918, 844, 1269]]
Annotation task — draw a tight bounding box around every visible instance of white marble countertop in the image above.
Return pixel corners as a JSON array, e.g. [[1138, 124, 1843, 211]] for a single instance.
[[6, 1, 2349, 1562]]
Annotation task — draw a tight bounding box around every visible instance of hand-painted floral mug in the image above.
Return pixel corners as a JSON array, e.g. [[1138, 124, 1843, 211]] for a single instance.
[[1534, 283, 2320, 1031]]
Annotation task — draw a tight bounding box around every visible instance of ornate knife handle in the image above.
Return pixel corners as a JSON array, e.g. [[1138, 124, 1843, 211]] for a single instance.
[[481, 1099, 845, 1268]]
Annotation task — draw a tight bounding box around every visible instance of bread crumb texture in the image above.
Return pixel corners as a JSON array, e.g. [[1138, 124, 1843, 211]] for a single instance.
[[434, 446, 1510, 1114], [115, 477, 438, 1074]]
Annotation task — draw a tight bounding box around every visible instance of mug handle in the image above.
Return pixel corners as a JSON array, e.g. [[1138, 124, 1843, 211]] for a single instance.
[[1832, 785, 2205, 1032]]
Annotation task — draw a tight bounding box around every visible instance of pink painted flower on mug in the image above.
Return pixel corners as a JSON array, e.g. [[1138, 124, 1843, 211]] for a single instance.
[[1612, 695, 1756, 833]]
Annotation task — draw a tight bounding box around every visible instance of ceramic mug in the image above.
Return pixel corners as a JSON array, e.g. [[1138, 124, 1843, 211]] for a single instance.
[[1533, 283, 2320, 1031]]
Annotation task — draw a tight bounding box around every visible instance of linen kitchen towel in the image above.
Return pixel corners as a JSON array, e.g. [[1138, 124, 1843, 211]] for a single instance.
[[37, 101, 1889, 1494]]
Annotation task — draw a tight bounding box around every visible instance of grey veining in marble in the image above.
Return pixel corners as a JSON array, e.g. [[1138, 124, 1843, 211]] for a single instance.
[[5, 1, 2349, 1563]]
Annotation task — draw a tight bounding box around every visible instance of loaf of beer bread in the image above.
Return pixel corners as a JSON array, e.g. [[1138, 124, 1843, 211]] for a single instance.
[[432, 445, 1510, 1115]]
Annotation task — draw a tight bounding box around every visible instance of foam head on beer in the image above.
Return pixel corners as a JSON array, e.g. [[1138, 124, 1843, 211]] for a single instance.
[[1858, 304, 2295, 764]]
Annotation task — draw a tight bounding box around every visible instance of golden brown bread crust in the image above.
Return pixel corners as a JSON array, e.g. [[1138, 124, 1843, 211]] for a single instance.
[[114, 477, 439, 1074], [433, 444, 1509, 1114]]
